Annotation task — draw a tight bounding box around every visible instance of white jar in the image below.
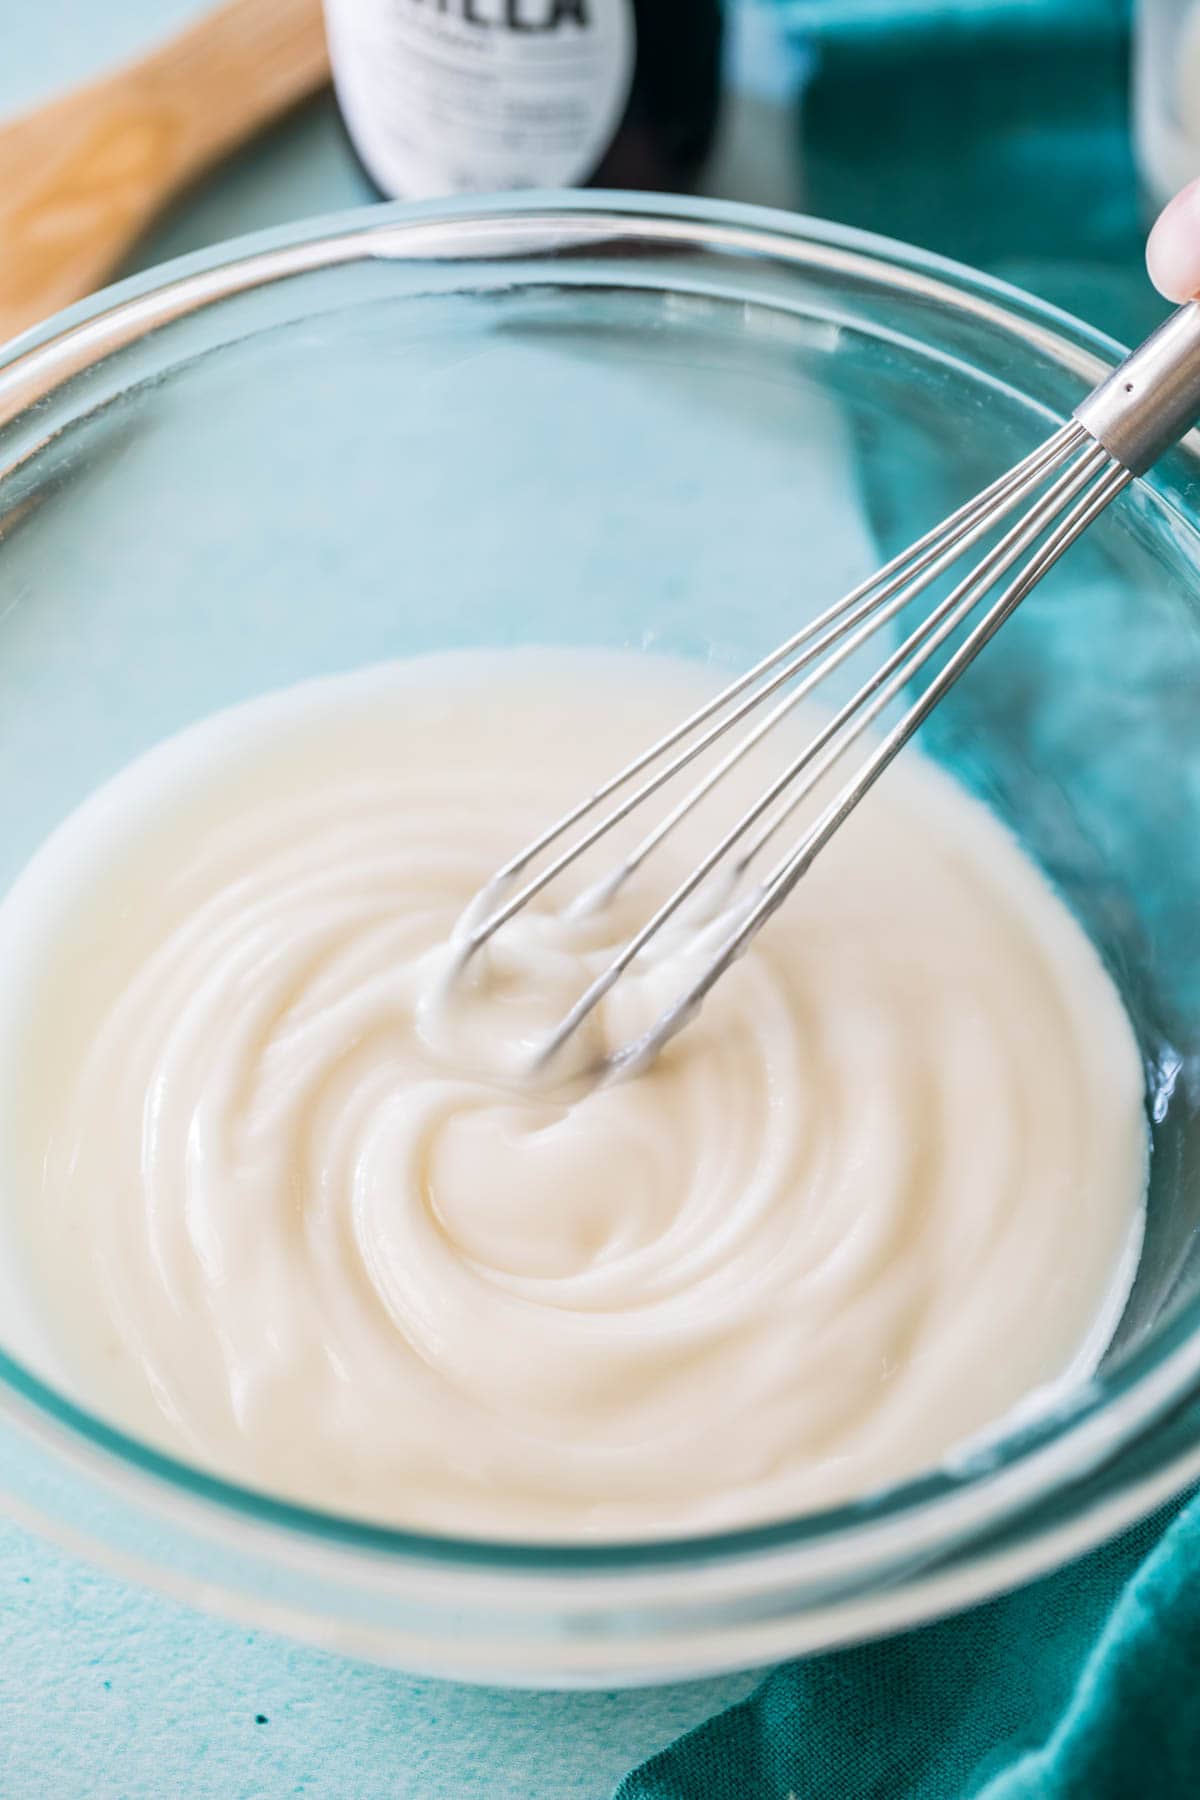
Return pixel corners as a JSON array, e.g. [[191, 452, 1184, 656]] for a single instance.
[[1136, 0, 1200, 203]]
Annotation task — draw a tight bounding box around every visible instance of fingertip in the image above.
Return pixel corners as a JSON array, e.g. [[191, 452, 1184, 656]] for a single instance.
[[1147, 178, 1200, 301]]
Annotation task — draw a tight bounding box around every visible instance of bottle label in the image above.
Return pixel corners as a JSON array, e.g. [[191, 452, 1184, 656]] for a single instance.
[[324, 0, 636, 199]]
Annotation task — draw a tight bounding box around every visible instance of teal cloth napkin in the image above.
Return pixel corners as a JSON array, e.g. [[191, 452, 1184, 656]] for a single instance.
[[619, 3, 1195, 1794], [790, 0, 1164, 345], [617, 1490, 1200, 1798]]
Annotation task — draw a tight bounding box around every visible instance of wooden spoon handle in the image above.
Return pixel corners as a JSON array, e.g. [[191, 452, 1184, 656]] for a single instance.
[[0, 0, 331, 345]]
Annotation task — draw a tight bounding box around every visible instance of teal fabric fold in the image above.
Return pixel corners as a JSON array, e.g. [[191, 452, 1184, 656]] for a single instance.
[[617, 1489, 1200, 1798], [785, 0, 1164, 344], [618, 4, 1196, 1795]]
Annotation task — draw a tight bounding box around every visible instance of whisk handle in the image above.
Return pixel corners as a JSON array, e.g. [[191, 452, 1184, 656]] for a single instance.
[[1074, 300, 1200, 475]]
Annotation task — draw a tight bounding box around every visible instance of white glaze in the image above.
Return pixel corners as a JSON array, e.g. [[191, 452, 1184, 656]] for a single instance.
[[0, 650, 1147, 1539]]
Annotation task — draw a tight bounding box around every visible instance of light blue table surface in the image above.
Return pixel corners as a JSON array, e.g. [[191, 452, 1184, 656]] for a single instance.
[[0, 6, 813, 1796]]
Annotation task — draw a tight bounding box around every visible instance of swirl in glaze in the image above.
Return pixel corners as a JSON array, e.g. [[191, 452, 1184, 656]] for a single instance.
[[0, 651, 1146, 1538]]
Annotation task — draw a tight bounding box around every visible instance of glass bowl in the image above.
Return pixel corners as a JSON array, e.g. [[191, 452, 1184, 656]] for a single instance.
[[2, 193, 1200, 1688]]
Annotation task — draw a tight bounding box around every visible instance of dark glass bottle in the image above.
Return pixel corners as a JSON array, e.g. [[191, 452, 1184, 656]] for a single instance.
[[323, 0, 724, 201]]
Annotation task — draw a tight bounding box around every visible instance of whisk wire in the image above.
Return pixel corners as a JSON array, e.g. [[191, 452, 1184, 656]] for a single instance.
[[459, 424, 1086, 957], [605, 435, 1111, 899], [449, 277, 1200, 1083], [731, 444, 1117, 878], [601, 457, 1133, 1075], [531, 438, 1123, 1076]]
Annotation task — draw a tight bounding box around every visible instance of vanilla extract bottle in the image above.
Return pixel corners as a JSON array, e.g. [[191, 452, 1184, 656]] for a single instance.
[[323, 0, 724, 199]]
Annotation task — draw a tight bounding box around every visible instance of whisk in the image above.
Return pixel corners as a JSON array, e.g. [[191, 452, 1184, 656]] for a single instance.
[[455, 302, 1200, 1079]]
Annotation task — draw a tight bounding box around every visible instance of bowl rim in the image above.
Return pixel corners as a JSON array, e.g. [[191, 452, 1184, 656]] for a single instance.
[[1, 188, 1198, 1598]]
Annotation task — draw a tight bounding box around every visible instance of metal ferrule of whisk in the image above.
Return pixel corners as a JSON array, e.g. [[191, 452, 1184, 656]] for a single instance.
[[453, 302, 1200, 1081]]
